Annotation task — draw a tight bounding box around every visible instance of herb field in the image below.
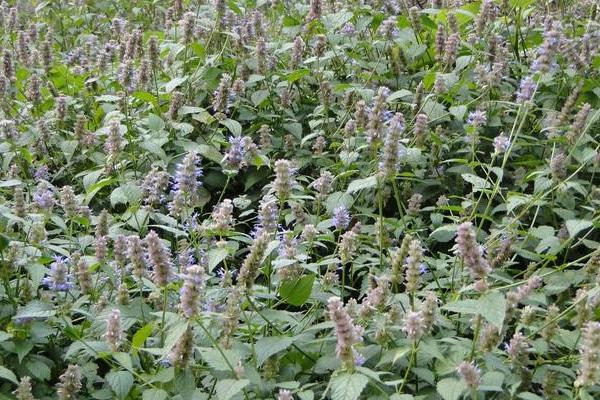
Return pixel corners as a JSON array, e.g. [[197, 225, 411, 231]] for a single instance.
[[0, 0, 599, 399]]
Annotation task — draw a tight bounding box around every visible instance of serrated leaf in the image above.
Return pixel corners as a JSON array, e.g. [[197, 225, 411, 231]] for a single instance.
[[220, 119, 242, 136], [429, 224, 458, 242], [106, 371, 133, 399], [216, 379, 249, 400], [436, 378, 466, 400], [251, 90, 269, 107], [280, 274, 315, 306], [461, 173, 491, 190], [143, 389, 168, 400], [330, 373, 369, 400], [0, 366, 17, 384], [207, 248, 229, 269], [346, 176, 377, 193], [566, 219, 593, 239], [113, 353, 133, 371], [443, 291, 506, 329], [14, 301, 56, 320], [255, 336, 295, 366], [164, 76, 188, 93], [198, 347, 241, 371]]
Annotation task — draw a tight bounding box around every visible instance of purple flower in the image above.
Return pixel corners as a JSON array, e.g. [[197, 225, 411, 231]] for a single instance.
[[34, 183, 54, 209], [171, 151, 203, 199], [332, 206, 350, 230], [353, 349, 366, 366], [341, 23, 356, 37], [466, 110, 487, 127], [42, 256, 74, 291], [224, 136, 245, 170], [34, 165, 50, 180], [516, 76, 535, 102], [493, 134, 511, 154]]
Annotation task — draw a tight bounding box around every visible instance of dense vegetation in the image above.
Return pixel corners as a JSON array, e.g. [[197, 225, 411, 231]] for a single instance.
[[0, 0, 599, 399]]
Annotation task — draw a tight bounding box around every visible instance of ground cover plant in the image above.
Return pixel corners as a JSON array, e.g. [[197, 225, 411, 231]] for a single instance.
[[0, 0, 599, 399]]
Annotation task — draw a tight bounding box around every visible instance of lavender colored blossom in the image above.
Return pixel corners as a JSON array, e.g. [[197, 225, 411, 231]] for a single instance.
[[42, 256, 74, 291], [33, 182, 54, 209], [172, 151, 203, 202], [224, 136, 246, 170], [466, 110, 487, 127], [493, 134, 511, 154], [516, 76, 536, 102], [332, 206, 350, 230]]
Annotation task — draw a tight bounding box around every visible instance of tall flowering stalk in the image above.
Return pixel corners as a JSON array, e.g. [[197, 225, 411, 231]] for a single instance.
[[145, 230, 173, 287], [180, 265, 204, 318], [575, 321, 600, 387], [104, 309, 122, 351], [455, 222, 491, 291], [236, 228, 270, 293], [327, 296, 363, 369]]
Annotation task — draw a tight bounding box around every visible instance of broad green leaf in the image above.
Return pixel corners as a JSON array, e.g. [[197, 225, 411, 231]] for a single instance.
[[0, 366, 17, 384], [255, 336, 295, 366], [443, 291, 506, 329], [436, 378, 466, 400], [215, 379, 250, 400], [346, 176, 377, 193], [330, 373, 369, 400], [280, 274, 315, 306], [461, 173, 491, 190], [164, 76, 188, 93], [106, 371, 133, 399], [14, 301, 56, 320], [430, 224, 458, 242], [198, 347, 242, 372], [143, 389, 168, 400], [113, 353, 133, 371], [565, 219, 593, 239], [251, 90, 269, 107], [220, 119, 242, 136]]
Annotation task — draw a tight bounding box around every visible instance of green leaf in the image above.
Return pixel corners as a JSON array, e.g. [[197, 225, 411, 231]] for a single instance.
[[198, 348, 241, 371], [113, 353, 133, 371], [60, 140, 79, 162], [322, 11, 353, 29], [0, 179, 22, 188], [255, 336, 295, 366], [215, 379, 250, 400], [251, 90, 269, 107], [346, 176, 377, 193], [449, 105, 467, 120], [461, 173, 491, 191], [0, 331, 11, 342], [325, 192, 353, 213], [14, 301, 56, 320], [25, 359, 51, 381], [0, 365, 17, 384], [429, 224, 458, 242], [143, 389, 168, 400], [207, 248, 229, 269], [443, 291, 506, 329], [220, 119, 242, 136], [283, 122, 303, 139], [279, 274, 315, 306], [164, 76, 188, 93], [565, 219, 593, 239], [106, 371, 133, 399], [330, 373, 369, 400], [146, 114, 165, 131], [436, 378, 466, 400]]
